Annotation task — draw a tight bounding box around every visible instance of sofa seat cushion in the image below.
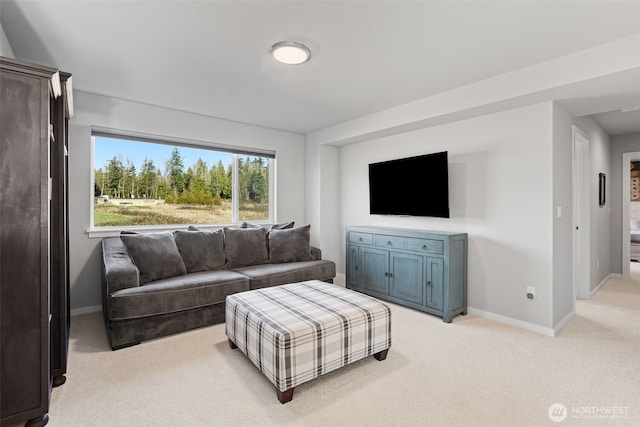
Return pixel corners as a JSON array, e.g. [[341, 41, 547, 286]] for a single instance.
[[233, 260, 336, 290], [109, 270, 250, 321]]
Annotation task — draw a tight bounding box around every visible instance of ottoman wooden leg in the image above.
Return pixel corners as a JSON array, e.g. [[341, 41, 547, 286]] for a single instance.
[[374, 348, 389, 361], [277, 387, 295, 404], [228, 338, 238, 349]]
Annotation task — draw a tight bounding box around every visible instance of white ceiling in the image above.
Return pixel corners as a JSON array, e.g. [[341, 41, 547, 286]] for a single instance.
[[590, 109, 640, 136], [2, 0, 640, 136]]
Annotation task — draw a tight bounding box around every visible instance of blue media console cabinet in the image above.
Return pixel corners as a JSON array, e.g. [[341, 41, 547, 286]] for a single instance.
[[346, 226, 468, 322]]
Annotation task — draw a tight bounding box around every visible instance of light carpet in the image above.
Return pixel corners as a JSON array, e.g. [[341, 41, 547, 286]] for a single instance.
[[49, 270, 640, 426]]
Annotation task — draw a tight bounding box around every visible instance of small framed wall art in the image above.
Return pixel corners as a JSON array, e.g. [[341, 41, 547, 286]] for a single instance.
[[599, 173, 606, 207]]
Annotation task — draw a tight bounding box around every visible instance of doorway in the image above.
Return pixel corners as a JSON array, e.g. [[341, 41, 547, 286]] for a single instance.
[[573, 126, 591, 300], [621, 152, 640, 279]]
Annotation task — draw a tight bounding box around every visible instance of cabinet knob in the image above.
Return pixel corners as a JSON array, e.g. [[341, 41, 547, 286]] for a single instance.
[[384, 272, 389, 277], [427, 281, 431, 286], [354, 266, 358, 270], [359, 237, 363, 242], [387, 241, 392, 246], [422, 245, 428, 250]]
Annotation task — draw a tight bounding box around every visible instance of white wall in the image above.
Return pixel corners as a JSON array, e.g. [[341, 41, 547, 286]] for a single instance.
[[304, 143, 340, 267], [573, 117, 612, 291], [68, 91, 306, 311], [0, 21, 15, 58], [337, 102, 556, 330], [552, 103, 575, 326], [610, 132, 640, 274]]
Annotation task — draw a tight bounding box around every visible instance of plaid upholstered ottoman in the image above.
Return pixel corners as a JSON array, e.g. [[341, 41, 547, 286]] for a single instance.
[[225, 280, 392, 404]]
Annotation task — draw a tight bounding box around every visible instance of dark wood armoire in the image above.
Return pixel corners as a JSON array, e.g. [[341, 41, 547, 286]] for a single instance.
[[1, 56, 72, 427]]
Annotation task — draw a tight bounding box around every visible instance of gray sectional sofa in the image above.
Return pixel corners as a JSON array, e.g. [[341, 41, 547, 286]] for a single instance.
[[101, 224, 336, 350]]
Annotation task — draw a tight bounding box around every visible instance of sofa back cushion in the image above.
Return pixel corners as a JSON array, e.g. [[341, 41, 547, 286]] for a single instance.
[[120, 232, 187, 284], [224, 227, 269, 268], [268, 225, 314, 263], [174, 229, 225, 273]]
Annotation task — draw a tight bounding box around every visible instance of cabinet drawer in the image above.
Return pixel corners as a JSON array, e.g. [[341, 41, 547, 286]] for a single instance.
[[407, 238, 444, 254], [349, 231, 373, 245], [375, 234, 406, 249]]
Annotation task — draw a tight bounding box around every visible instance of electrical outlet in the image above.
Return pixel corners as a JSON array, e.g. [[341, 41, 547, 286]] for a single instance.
[[527, 286, 536, 300]]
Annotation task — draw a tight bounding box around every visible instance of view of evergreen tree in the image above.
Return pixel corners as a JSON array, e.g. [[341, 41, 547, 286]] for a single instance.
[[238, 156, 268, 203], [94, 148, 268, 208], [209, 160, 232, 200], [166, 148, 185, 200], [138, 158, 157, 198], [238, 156, 269, 220], [105, 156, 123, 197]]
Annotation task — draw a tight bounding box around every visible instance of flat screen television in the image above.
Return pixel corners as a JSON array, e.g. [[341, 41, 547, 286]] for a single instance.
[[369, 151, 450, 218]]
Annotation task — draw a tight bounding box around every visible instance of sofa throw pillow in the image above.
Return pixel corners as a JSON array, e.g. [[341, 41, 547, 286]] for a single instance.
[[223, 227, 268, 268], [239, 222, 261, 228], [174, 229, 225, 273], [268, 225, 314, 263], [268, 221, 295, 230], [121, 232, 187, 284], [240, 221, 294, 230]]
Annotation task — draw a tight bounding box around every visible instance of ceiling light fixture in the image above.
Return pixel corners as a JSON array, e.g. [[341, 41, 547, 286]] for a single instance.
[[271, 41, 311, 65]]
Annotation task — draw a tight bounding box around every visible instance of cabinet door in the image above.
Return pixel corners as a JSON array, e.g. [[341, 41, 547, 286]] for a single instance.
[[1, 68, 51, 425], [389, 252, 423, 304], [346, 244, 361, 286], [425, 257, 444, 310], [362, 247, 389, 294]]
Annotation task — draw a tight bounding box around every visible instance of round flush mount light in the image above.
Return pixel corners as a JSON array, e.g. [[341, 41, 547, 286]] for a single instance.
[[271, 41, 311, 65]]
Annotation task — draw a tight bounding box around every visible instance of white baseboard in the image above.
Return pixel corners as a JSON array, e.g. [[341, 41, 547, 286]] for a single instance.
[[467, 307, 556, 337], [70, 305, 101, 317], [591, 273, 615, 297], [553, 309, 575, 336], [334, 273, 346, 287]]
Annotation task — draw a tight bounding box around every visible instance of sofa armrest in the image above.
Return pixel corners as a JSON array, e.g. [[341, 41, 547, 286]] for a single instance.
[[102, 237, 140, 294], [310, 246, 322, 260]]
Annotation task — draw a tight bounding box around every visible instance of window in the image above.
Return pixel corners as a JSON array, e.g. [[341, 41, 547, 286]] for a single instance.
[[92, 131, 274, 229]]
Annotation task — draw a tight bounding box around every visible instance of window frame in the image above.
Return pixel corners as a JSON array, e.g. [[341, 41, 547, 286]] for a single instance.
[[88, 127, 275, 238]]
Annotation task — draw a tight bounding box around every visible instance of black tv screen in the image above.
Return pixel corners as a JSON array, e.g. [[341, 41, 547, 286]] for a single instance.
[[369, 151, 450, 218]]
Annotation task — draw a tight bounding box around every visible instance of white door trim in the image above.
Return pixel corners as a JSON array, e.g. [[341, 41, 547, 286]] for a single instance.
[[572, 126, 591, 300], [622, 152, 640, 279]]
